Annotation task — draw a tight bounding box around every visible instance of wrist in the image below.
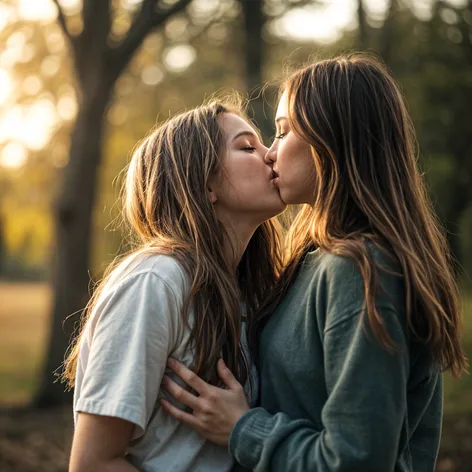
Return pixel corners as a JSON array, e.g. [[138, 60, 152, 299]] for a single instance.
[[232, 405, 249, 429]]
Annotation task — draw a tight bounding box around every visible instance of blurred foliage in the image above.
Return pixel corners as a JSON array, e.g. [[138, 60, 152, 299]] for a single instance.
[[0, 1, 472, 468], [0, 0, 471, 282]]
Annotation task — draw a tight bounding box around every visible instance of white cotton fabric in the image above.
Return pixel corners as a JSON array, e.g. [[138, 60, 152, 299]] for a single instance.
[[73, 253, 258, 472]]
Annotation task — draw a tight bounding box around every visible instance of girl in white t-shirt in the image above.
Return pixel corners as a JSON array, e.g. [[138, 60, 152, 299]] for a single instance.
[[65, 98, 286, 472]]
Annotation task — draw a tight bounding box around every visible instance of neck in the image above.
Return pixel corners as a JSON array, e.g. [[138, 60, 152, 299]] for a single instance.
[[220, 217, 259, 272]]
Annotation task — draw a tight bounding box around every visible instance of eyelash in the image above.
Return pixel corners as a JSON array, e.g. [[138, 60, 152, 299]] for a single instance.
[[242, 146, 256, 152], [275, 133, 286, 139]]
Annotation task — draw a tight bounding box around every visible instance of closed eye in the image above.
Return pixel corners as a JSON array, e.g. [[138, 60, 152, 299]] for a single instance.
[[275, 133, 286, 139], [242, 146, 256, 152]]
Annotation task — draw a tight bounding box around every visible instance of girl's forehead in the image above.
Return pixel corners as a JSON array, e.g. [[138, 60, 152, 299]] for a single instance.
[[275, 90, 289, 121], [218, 113, 259, 140]]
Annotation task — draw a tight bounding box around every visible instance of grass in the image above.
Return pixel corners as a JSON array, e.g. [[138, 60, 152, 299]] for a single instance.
[[0, 282, 471, 411], [0, 282, 51, 405]]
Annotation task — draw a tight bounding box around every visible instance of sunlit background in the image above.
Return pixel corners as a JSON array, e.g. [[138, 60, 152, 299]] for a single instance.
[[0, 0, 471, 471], [2, 0, 467, 170]]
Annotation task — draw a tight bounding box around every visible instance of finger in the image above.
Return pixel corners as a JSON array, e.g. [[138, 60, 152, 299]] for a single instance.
[[160, 399, 201, 430], [217, 359, 242, 390], [167, 359, 208, 394], [161, 375, 198, 410]]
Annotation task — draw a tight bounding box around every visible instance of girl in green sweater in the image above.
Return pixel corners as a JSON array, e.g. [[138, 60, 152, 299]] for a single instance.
[[161, 53, 468, 471]]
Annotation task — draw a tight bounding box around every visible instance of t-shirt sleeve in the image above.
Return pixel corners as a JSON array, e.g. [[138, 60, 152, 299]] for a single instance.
[[74, 270, 180, 439]]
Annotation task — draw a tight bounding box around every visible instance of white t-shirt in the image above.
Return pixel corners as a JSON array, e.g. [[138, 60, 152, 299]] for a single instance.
[[73, 253, 258, 472]]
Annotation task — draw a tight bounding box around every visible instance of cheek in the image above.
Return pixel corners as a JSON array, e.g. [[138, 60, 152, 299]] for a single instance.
[[279, 138, 313, 176], [229, 156, 265, 183], [277, 139, 316, 204], [219, 157, 266, 200]]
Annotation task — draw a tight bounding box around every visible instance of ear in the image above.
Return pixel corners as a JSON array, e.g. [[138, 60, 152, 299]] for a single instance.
[[208, 188, 217, 204]]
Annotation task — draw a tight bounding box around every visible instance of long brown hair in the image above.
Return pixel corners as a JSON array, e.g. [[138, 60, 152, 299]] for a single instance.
[[62, 98, 282, 389], [252, 53, 467, 376]]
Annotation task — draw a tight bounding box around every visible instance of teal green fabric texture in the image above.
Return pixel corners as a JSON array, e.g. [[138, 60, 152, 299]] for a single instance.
[[230, 249, 442, 472]]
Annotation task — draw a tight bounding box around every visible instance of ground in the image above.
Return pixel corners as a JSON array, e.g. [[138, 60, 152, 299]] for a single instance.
[[0, 406, 71, 472], [0, 282, 471, 471]]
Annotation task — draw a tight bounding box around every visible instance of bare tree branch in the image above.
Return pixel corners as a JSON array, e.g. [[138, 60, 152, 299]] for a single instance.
[[153, 0, 193, 25], [186, 1, 229, 43], [109, 0, 193, 79], [51, 0, 77, 52]]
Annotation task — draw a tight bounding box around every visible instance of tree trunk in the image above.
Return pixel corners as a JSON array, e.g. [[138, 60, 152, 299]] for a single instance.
[[32, 87, 112, 408], [240, 1, 272, 140], [357, 0, 368, 48], [379, 0, 398, 66], [32, 0, 193, 409]]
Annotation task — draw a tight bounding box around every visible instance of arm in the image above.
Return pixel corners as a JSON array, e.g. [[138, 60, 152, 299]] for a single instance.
[[162, 254, 409, 471], [162, 305, 409, 471], [407, 374, 442, 469], [69, 413, 137, 472], [73, 268, 180, 467], [229, 307, 409, 472], [160, 358, 250, 446]]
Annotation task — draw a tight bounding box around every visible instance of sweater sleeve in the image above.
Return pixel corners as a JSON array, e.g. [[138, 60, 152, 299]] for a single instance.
[[229, 255, 410, 471]]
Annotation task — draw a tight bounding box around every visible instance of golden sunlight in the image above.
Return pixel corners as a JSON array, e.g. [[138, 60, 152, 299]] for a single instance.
[[0, 69, 13, 106], [17, 0, 57, 22], [0, 141, 28, 169]]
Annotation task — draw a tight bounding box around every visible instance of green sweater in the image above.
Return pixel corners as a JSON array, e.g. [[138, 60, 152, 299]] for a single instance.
[[230, 249, 442, 472]]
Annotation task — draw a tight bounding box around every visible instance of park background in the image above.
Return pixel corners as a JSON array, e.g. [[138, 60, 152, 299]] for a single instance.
[[0, 0, 471, 470]]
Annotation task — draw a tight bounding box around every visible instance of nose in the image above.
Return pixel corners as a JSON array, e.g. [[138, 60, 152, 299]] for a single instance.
[[264, 141, 277, 165]]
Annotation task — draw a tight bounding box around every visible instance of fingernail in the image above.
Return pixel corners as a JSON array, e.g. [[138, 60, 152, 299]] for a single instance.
[[162, 375, 169, 385], [168, 358, 176, 367]]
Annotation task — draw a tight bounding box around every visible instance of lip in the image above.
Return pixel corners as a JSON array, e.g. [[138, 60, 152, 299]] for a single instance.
[[270, 169, 279, 185]]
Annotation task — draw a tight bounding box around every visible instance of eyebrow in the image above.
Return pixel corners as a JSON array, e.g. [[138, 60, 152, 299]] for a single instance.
[[232, 130, 258, 141], [275, 116, 288, 124]]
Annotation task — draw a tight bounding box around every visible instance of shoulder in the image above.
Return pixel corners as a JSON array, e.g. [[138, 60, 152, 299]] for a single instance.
[[105, 251, 189, 300], [311, 249, 359, 279], [303, 244, 405, 326], [302, 249, 362, 296], [309, 244, 402, 290], [86, 253, 189, 340]]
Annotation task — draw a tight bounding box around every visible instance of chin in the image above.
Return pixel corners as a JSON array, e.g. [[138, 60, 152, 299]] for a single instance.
[[278, 188, 295, 205], [259, 200, 287, 221], [279, 188, 309, 206]]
